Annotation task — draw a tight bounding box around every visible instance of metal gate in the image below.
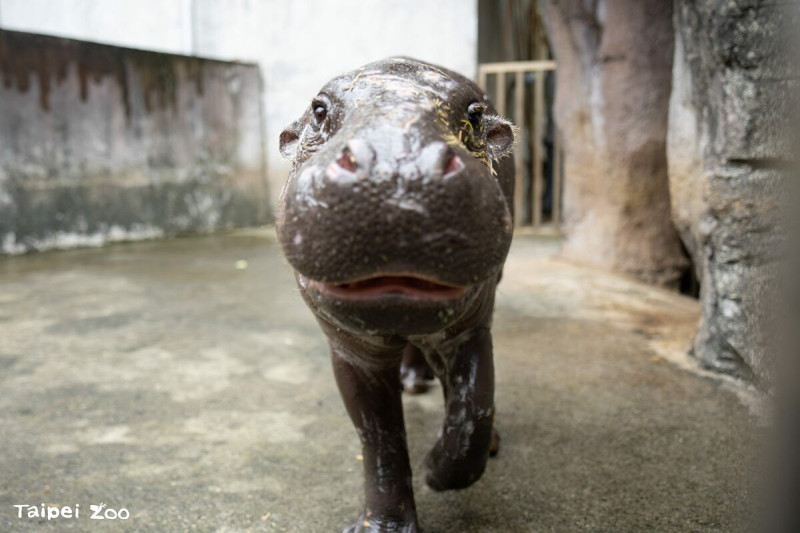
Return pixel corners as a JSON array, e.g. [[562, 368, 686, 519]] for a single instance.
[[478, 60, 562, 232]]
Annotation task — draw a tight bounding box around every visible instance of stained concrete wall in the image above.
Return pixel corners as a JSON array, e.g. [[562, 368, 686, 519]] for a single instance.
[[0, 0, 478, 212], [0, 29, 267, 253]]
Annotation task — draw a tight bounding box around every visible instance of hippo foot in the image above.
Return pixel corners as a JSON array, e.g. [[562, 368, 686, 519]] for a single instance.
[[343, 513, 419, 533], [424, 425, 500, 491], [424, 440, 482, 492], [399, 363, 434, 395]]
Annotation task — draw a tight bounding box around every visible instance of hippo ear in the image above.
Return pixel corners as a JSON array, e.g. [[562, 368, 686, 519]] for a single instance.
[[484, 115, 515, 159], [279, 120, 303, 160]]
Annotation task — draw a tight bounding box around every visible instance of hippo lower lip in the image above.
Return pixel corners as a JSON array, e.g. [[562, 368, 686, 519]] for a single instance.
[[310, 275, 467, 300]]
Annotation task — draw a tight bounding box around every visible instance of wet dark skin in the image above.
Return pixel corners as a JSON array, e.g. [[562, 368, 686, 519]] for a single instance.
[[276, 57, 515, 533]]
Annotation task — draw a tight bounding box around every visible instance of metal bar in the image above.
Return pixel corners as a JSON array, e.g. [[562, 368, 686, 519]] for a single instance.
[[532, 70, 545, 228], [496, 72, 506, 118], [478, 60, 557, 74], [513, 70, 524, 227], [553, 130, 562, 229]]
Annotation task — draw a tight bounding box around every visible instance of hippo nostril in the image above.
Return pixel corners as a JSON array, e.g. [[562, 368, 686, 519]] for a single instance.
[[336, 146, 357, 172], [443, 153, 464, 177]]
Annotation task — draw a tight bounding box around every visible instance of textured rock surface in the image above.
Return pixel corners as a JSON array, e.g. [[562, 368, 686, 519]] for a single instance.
[[0, 232, 759, 532], [540, 0, 689, 287], [667, 0, 794, 386], [0, 29, 268, 255]]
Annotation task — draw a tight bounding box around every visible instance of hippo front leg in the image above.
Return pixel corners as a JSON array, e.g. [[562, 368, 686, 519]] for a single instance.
[[425, 327, 496, 491], [329, 341, 419, 533]]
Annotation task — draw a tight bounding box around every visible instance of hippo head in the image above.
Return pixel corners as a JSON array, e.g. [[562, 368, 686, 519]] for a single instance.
[[276, 57, 515, 337]]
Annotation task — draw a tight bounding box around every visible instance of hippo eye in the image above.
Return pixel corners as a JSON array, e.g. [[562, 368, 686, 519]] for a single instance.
[[312, 100, 328, 124], [467, 102, 485, 129]]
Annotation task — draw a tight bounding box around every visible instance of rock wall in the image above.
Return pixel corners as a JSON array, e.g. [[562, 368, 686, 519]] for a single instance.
[[0, 29, 268, 254], [667, 1, 794, 386], [540, 0, 689, 287]]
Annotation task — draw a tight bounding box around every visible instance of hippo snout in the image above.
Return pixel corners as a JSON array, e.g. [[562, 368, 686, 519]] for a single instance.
[[277, 135, 512, 288]]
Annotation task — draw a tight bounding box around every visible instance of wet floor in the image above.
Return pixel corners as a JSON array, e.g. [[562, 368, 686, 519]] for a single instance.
[[0, 231, 760, 532]]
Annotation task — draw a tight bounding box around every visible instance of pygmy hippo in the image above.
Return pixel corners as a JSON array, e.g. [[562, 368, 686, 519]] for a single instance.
[[276, 57, 515, 532]]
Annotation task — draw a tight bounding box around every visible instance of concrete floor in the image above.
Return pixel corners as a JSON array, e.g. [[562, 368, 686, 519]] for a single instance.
[[0, 231, 760, 532]]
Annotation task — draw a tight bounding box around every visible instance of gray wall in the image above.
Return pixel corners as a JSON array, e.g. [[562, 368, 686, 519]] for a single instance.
[[0, 0, 478, 210], [0, 30, 267, 253]]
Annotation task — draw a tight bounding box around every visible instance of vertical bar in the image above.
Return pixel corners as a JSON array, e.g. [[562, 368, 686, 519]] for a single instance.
[[478, 67, 487, 92], [532, 69, 545, 228], [496, 72, 506, 117], [513, 70, 524, 227], [552, 130, 562, 230]]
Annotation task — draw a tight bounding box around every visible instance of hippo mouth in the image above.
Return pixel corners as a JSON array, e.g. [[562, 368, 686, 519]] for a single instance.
[[310, 275, 467, 300]]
